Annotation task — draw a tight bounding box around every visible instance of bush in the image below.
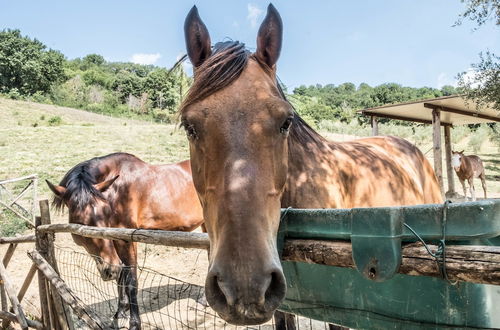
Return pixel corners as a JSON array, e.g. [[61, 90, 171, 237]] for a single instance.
[[7, 88, 21, 100], [48, 116, 62, 126], [468, 124, 489, 153]]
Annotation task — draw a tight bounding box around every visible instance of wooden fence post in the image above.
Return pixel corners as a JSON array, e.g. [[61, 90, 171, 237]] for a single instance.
[[38, 199, 73, 330], [35, 215, 52, 330]]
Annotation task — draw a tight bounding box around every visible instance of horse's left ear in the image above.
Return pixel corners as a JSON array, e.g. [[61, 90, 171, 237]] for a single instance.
[[46, 180, 66, 197], [94, 175, 119, 192], [459, 150, 465, 154], [256, 4, 283, 69]]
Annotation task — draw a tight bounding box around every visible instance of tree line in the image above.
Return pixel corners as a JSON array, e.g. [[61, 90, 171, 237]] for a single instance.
[[0, 27, 495, 128]]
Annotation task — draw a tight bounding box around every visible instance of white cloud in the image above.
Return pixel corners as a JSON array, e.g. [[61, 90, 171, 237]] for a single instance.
[[130, 53, 161, 65], [247, 3, 263, 28], [460, 68, 482, 88], [437, 72, 457, 88]]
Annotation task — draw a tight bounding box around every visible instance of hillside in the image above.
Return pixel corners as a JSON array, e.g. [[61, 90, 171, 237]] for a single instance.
[[0, 98, 190, 201]]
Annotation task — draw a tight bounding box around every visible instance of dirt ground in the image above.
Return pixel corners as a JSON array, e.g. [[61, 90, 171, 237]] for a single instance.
[[0, 212, 331, 330]]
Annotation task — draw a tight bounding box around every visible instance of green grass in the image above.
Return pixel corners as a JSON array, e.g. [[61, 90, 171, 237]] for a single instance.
[[0, 97, 189, 202]]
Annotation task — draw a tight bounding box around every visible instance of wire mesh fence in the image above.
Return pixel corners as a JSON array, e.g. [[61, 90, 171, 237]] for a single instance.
[[54, 245, 334, 330]]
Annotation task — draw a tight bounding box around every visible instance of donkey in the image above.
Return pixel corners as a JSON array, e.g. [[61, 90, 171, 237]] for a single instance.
[[452, 150, 487, 201]]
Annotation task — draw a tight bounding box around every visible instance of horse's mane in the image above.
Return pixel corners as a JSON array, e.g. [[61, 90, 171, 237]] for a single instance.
[[52, 158, 106, 212], [179, 41, 325, 147]]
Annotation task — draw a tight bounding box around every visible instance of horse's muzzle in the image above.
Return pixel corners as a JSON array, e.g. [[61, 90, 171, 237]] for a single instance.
[[205, 266, 286, 325]]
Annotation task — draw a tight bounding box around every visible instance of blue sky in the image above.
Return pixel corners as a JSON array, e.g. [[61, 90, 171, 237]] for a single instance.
[[1, 1, 498, 90]]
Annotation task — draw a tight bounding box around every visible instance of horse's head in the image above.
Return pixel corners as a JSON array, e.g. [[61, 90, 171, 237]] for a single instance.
[[181, 5, 290, 325], [451, 150, 465, 171], [46, 176, 122, 281]]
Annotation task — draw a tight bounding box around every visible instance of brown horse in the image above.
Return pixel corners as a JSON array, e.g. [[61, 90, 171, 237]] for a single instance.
[[452, 150, 487, 201], [181, 5, 442, 326], [46, 152, 203, 330]]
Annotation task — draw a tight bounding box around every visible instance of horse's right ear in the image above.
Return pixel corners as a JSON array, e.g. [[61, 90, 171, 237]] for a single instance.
[[184, 6, 211, 68], [46, 180, 66, 197]]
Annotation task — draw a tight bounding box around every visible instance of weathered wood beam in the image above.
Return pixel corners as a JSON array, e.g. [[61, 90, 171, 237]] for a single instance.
[[282, 239, 500, 285], [0, 235, 36, 244], [424, 103, 500, 122], [37, 223, 211, 250], [444, 125, 455, 194], [371, 116, 378, 136], [0, 310, 43, 329], [17, 264, 37, 303], [0, 260, 28, 329], [361, 112, 452, 126], [432, 108, 444, 194], [28, 250, 107, 329], [0, 175, 37, 186]]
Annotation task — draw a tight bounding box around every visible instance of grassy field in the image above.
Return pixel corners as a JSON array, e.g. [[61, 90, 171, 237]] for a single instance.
[[1, 97, 499, 205]]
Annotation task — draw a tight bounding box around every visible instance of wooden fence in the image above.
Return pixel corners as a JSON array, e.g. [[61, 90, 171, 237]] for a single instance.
[[0, 199, 499, 329]]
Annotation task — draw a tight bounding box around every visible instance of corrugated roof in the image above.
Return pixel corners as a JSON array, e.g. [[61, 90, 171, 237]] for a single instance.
[[358, 95, 500, 125]]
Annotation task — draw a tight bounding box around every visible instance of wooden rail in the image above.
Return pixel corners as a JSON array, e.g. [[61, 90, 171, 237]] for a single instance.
[[36, 223, 500, 285]]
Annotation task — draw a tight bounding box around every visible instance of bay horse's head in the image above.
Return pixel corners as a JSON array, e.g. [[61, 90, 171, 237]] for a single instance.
[[451, 150, 465, 171], [181, 5, 291, 324], [46, 175, 122, 281]]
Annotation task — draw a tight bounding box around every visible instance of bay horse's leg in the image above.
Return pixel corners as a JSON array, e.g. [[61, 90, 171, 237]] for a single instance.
[[460, 179, 467, 200], [113, 240, 141, 330], [480, 172, 487, 199], [274, 311, 296, 330], [468, 178, 476, 201]]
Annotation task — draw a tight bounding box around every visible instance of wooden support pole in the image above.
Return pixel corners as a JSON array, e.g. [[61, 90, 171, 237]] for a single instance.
[[1, 243, 17, 328], [371, 116, 378, 136], [17, 264, 37, 303], [38, 199, 71, 330], [0, 310, 43, 329], [444, 125, 455, 195], [28, 250, 107, 329], [282, 239, 500, 285], [0, 261, 28, 329], [432, 108, 444, 195], [35, 215, 51, 330]]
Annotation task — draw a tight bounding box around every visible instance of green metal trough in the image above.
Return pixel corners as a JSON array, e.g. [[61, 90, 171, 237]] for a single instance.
[[277, 200, 500, 329]]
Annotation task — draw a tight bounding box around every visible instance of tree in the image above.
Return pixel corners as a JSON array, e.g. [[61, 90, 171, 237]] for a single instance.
[[457, 51, 500, 111], [0, 29, 65, 94], [455, 0, 500, 111], [455, 0, 500, 27]]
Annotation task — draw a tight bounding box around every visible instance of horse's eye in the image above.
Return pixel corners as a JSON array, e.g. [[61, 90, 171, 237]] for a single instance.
[[183, 123, 198, 140], [280, 117, 293, 134]]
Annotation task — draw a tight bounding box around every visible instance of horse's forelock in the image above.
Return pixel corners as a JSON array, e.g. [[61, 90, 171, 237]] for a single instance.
[[52, 161, 106, 213]]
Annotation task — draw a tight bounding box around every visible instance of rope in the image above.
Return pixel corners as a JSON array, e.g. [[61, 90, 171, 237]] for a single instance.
[[403, 200, 457, 285]]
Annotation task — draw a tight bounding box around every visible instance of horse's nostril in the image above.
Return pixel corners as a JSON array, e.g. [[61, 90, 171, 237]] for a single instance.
[[265, 270, 287, 307]]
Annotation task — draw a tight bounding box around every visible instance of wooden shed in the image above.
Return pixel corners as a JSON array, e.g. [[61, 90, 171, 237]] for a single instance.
[[359, 95, 500, 196]]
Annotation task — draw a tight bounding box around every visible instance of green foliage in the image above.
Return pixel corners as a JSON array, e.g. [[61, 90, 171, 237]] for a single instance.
[[455, 0, 500, 27], [468, 124, 489, 152], [0, 29, 65, 95], [457, 51, 500, 112], [48, 115, 62, 126], [0, 210, 27, 237], [291, 82, 451, 125]]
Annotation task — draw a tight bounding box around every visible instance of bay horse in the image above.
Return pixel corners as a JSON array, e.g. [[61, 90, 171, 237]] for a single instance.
[[180, 4, 442, 327], [452, 150, 487, 201], [46, 153, 203, 330]]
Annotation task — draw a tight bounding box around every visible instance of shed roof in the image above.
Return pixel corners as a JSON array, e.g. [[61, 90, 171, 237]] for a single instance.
[[358, 95, 500, 126]]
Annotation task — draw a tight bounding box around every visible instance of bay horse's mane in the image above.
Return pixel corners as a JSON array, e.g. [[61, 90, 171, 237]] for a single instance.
[[52, 153, 136, 212], [179, 41, 325, 147]]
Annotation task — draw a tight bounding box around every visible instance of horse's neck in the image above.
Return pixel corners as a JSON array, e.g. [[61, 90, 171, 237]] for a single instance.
[[282, 138, 343, 208]]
